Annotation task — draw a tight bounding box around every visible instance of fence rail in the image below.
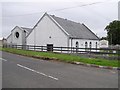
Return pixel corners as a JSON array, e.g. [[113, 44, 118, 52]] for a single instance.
[[3, 44, 120, 60]]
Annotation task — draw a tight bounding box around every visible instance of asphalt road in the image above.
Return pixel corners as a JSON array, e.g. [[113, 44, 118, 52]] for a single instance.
[[1, 51, 118, 88]]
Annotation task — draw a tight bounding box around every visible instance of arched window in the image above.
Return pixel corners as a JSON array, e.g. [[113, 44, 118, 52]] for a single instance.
[[89, 42, 92, 48], [85, 42, 87, 48], [76, 41, 79, 48], [76, 41, 79, 53], [96, 42, 97, 49]]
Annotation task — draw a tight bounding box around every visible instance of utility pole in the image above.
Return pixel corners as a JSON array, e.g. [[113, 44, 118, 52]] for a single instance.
[[118, 1, 120, 20]]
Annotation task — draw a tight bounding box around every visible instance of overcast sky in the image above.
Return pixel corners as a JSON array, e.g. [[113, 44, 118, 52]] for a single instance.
[[0, 0, 119, 38]]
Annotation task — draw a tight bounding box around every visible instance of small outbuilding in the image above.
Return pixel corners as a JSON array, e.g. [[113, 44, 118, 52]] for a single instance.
[[0, 37, 7, 47], [99, 40, 109, 48], [7, 26, 32, 45]]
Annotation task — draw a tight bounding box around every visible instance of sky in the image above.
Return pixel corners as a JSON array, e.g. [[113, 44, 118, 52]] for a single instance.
[[0, 0, 119, 38]]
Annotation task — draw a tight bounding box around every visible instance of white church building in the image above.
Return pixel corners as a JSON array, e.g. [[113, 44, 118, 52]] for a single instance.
[[7, 13, 100, 49], [27, 13, 100, 49]]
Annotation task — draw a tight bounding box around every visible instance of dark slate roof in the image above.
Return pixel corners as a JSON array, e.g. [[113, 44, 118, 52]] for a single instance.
[[21, 27, 33, 34], [50, 15, 99, 40]]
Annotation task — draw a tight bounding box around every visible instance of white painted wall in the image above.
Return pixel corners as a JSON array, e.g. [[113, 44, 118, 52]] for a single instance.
[[22, 30, 27, 45], [11, 26, 23, 45], [6, 34, 12, 44], [70, 39, 100, 48], [26, 29, 35, 45], [99, 40, 108, 48], [67, 39, 99, 53], [27, 14, 68, 47]]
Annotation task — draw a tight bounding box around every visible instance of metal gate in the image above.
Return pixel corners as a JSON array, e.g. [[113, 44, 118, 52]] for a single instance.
[[47, 44, 53, 51]]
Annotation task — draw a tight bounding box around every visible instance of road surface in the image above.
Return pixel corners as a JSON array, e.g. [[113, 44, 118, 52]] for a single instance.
[[1, 51, 118, 88]]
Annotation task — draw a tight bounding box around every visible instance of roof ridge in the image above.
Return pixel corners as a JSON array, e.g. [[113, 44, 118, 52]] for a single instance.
[[21, 27, 32, 29]]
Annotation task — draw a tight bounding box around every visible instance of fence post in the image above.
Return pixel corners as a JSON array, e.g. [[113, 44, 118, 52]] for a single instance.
[[12, 45, 13, 48], [68, 47, 70, 53], [90, 47, 91, 53], [70, 47, 72, 53], [34, 45, 35, 51], [76, 47, 78, 53], [21, 45, 23, 49], [118, 47, 120, 60], [16, 45, 17, 49], [2, 44, 4, 48], [90, 47, 91, 57], [61, 47, 62, 53], [3, 44, 5, 48], [28, 45, 29, 50], [41, 46, 43, 51], [90, 47, 91, 52]]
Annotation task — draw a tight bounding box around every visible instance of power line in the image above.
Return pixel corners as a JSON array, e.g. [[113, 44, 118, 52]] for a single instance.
[[50, 2, 102, 12], [81, 6, 112, 21], [2, 11, 46, 17], [2, 1, 116, 22], [2, 2, 103, 17]]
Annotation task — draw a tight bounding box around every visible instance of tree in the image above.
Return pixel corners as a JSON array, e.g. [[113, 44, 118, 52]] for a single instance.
[[105, 20, 120, 45]]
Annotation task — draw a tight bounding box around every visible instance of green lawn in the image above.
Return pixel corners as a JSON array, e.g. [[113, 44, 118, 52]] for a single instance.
[[1, 48, 119, 67]]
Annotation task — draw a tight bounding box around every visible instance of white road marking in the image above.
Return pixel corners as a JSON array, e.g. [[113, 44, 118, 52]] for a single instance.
[[17, 64, 59, 81], [0, 58, 7, 61], [48, 75, 59, 80]]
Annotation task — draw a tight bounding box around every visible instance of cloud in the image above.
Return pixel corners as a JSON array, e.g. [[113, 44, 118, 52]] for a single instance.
[[1, 0, 118, 38]]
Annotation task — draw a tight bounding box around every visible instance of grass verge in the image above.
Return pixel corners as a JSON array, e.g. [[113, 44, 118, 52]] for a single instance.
[[1, 48, 119, 67]]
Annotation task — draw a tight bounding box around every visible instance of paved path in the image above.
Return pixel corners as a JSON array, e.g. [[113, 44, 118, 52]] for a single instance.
[[1, 51, 118, 88]]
